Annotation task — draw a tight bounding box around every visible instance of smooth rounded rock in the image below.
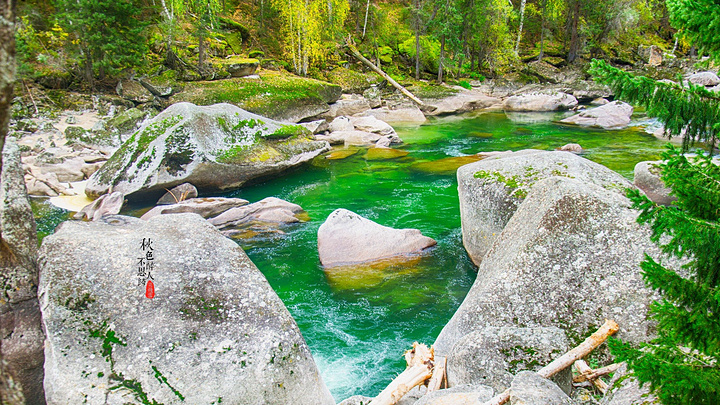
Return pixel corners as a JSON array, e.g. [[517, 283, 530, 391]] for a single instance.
[[560, 101, 633, 129], [317, 209, 436, 267]]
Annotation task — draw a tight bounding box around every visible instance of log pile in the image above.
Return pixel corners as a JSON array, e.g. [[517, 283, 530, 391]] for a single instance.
[[368, 319, 620, 405]]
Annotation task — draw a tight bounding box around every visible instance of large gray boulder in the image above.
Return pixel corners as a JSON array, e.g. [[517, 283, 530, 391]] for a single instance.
[[502, 92, 578, 112], [208, 197, 308, 238], [457, 150, 632, 265], [317, 209, 437, 267], [634, 161, 675, 206], [38, 213, 334, 405], [85, 102, 330, 200], [357, 106, 428, 124], [412, 384, 494, 405], [435, 176, 662, 361], [446, 327, 570, 394], [509, 371, 573, 405], [560, 101, 634, 130]]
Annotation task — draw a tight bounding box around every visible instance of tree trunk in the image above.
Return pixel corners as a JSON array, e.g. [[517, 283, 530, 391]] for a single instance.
[[83, 48, 94, 90], [438, 34, 445, 83], [567, 0, 580, 63], [538, 0, 547, 61], [414, 0, 421, 80], [514, 0, 526, 55], [346, 40, 427, 107], [369, 343, 434, 405], [197, 31, 206, 70], [0, 5, 47, 399], [362, 0, 370, 38]]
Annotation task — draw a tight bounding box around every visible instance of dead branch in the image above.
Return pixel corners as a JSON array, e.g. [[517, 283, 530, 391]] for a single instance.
[[369, 342, 434, 405]]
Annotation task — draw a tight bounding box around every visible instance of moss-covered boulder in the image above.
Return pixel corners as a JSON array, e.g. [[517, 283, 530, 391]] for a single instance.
[[85, 102, 330, 200], [223, 57, 260, 77], [172, 71, 342, 122]]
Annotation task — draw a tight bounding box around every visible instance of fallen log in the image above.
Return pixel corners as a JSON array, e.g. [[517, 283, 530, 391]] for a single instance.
[[345, 38, 429, 109], [426, 356, 447, 393], [481, 319, 620, 405], [573, 362, 621, 384], [574, 359, 608, 393], [369, 342, 434, 405]]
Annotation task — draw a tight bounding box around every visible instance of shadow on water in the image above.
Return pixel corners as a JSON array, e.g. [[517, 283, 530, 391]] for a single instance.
[[32, 110, 674, 401]]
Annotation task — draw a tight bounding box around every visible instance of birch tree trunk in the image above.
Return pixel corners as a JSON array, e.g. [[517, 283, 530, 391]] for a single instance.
[[514, 0, 526, 55]]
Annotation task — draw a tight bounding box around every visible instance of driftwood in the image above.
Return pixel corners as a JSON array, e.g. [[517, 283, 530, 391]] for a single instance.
[[369, 342, 434, 405], [574, 360, 608, 393], [345, 38, 427, 108], [482, 319, 620, 405], [426, 356, 447, 393], [573, 362, 621, 384]]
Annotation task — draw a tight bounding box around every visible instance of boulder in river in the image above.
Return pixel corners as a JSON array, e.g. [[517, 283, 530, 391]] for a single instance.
[[456, 150, 632, 265], [425, 90, 501, 116], [502, 92, 578, 112], [73, 191, 125, 221], [434, 176, 663, 362], [85, 102, 330, 200], [317, 209, 436, 267], [141, 196, 250, 220], [357, 106, 428, 124], [38, 213, 334, 405], [208, 197, 308, 239], [509, 371, 573, 405], [156, 182, 198, 205], [560, 101, 633, 129], [318, 95, 371, 119]]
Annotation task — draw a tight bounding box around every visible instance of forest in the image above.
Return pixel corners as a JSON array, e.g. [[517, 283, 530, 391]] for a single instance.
[[16, 0, 683, 89]]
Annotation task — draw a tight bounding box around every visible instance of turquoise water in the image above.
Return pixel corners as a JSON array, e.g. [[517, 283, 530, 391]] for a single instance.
[[33, 111, 671, 401]]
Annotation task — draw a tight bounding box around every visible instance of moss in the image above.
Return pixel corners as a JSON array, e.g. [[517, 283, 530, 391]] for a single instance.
[[323, 67, 380, 93], [265, 124, 310, 140], [151, 364, 184, 401]]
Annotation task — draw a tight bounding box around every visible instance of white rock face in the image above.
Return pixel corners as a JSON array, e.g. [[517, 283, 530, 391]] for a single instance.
[[560, 101, 634, 129], [426, 90, 501, 115], [317, 209, 437, 267], [348, 116, 396, 136], [141, 196, 250, 220], [435, 177, 665, 362], [357, 106, 428, 124], [39, 214, 334, 405], [502, 92, 578, 112]]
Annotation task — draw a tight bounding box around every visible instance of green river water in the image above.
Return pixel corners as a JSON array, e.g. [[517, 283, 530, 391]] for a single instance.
[[33, 110, 672, 401]]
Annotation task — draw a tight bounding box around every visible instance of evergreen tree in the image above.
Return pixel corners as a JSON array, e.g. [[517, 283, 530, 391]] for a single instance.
[[54, 0, 147, 87], [667, 0, 720, 60], [590, 61, 720, 403]]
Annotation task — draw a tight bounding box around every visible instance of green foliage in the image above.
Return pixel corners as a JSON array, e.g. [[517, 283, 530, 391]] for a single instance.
[[457, 80, 472, 90], [54, 0, 148, 81], [611, 147, 720, 404], [589, 59, 720, 150], [399, 35, 441, 73], [667, 0, 720, 60]]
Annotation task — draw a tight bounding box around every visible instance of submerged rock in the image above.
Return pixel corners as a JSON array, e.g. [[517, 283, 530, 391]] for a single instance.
[[410, 155, 484, 175], [365, 147, 410, 160], [560, 101, 633, 129], [141, 197, 250, 220], [502, 92, 578, 112], [38, 213, 334, 405], [85, 102, 329, 200], [435, 177, 662, 361], [317, 209, 436, 267], [456, 150, 632, 264]]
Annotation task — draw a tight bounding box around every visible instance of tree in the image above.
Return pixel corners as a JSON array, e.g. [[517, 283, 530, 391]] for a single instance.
[[589, 53, 720, 405], [667, 0, 720, 60], [271, 0, 349, 75], [54, 0, 147, 87]]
